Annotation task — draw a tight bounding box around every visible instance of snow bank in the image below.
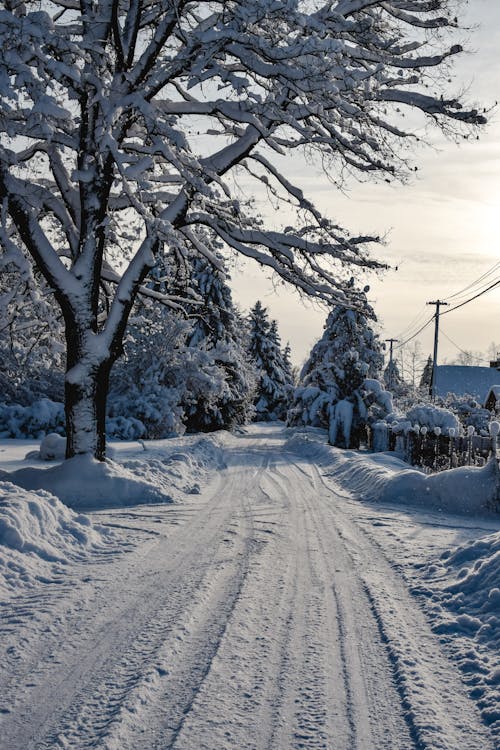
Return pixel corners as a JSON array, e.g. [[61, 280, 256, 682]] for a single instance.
[[285, 429, 499, 514], [0, 481, 114, 598], [3, 435, 226, 510], [5, 454, 172, 509], [419, 532, 500, 738]]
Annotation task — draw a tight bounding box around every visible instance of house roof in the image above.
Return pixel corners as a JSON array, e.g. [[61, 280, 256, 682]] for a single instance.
[[484, 385, 500, 403], [434, 365, 500, 402]]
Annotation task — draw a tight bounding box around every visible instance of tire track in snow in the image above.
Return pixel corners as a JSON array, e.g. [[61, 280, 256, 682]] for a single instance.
[[295, 456, 496, 750], [168, 442, 352, 750], [99, 462, 261, 750], [273, 459, 409, 750], [0, 468, 252, 750], [164, 452, 304, 750], [267, 474, 351, 750]]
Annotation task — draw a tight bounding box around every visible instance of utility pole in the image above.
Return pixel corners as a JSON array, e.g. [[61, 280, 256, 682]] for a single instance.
[[385, 338, 399, 389], [427, 300, 449, 399]]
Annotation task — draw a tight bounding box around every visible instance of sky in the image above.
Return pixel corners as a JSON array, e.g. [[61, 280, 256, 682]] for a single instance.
[[231, 0, 500, 372]]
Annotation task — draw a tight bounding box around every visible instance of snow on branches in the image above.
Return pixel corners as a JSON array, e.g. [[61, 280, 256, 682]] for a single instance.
[[0, 0, 486, 458]]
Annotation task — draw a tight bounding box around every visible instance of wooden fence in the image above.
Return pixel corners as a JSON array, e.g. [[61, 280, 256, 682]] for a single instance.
[[369, 422, 498, 474]]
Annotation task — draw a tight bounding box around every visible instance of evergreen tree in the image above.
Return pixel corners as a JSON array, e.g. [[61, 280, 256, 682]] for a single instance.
[[109, 301, 225, 438], [420, 356, 434, 391], [282, 342, 297, 387], [288, 287, 384, 447], [383, 359, 402, 392], [248, 302, 294, 421], [0, 257, 64, 405], [181, 255, 257, 432]]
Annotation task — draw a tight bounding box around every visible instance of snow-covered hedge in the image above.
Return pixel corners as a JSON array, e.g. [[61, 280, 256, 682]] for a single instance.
[[0, 400, 149, 441], [402, 403, 460, 434], [0, 399, 65, 439], [439, 394, 493, 436]]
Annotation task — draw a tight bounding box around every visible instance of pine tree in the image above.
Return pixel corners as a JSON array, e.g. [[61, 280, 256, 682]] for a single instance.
[[109, 300, 225, 438], [248, 302, 294, 421], [181, 256, 257, 432], [185, 255, 255, 432], [420, 356, 434, 391], [282, 342, 296, 387], [289, 287, 384, 446], [383, 359, 402, 392]]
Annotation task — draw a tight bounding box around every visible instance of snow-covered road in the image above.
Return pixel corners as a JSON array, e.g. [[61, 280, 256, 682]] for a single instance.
[[0, 426, 497, 750]]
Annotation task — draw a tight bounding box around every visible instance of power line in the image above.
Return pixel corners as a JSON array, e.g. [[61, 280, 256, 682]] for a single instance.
[[441, 278, 500, 316], [444, 260, 500, 302], [394, 305, 429, 340], [442, 273, 500, 307], [394, 314, 435, 350], [439, 327, 489, 365]]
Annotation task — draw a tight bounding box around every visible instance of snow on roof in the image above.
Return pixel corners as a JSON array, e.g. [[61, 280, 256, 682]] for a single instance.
[[434, 365, 500, 402], [484, 385, 500, 401]]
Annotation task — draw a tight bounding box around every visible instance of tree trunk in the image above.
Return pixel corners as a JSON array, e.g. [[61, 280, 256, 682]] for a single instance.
[[65, 360, 112, 461], [64, 326, 113, 461]]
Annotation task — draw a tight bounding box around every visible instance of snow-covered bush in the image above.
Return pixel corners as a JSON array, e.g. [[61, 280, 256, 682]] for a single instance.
[[109, 304, 229, 439], [406, 404, 460, 435], [0, 399, 65, 439], [105, 416, 146, 441], [39, 433, 66, 460], [439, 394, 492, 436]]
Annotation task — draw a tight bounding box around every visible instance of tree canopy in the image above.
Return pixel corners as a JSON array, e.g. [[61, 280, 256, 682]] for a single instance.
[[0, 0, 486, 458]]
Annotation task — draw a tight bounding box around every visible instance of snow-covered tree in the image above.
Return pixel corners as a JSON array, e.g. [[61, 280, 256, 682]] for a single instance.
[[383, 359, 402, 392], [420, 356, 434, 391], [0, 253, 64, 404], [0, 1, 485, 459], [289, 286, 384, 446], [282, 342, 297, 387], [109, 302, 225, 438], [248, 302, 293, 421], [181, 256, 256, 432]]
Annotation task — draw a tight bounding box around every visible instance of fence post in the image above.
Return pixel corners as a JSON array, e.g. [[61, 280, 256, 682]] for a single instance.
[[448, 427, 455, 469], [467, 425, 474, 466], [488, 422, 500, 507], [433, 426, 441, 471]]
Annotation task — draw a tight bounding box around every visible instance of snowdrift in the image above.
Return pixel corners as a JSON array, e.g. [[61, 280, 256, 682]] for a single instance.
[[0, 482, 114, 597], [421, 532, 500, 737], [286, 429, 499, 514], [2, 435, 226, 509]]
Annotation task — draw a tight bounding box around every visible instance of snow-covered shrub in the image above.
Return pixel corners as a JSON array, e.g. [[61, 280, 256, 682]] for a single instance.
[[105, 416, 146, 441], [439, 394, 492, 436], [39, 433, 66, 460], [109, 304, 228, 438], [108, 382, 186, 439], [406, 404, 460, 434], [0, 399, 65, 439]]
